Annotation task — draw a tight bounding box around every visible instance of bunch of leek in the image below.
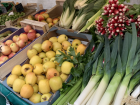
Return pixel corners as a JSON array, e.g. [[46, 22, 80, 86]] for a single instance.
[[72, 0, 106, 31], [59, 0, 77, 29]]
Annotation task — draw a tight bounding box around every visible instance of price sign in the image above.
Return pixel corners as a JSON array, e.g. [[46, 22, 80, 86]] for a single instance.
[[15, 3, 24, 12]]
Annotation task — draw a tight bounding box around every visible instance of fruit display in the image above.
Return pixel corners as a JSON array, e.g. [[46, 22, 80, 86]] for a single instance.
[[0, 25, 41, 65], [27, 11, 60, 28], [0, 30, 12, 41], [0, 12, 25, 25], [6, 33, 87, 104]]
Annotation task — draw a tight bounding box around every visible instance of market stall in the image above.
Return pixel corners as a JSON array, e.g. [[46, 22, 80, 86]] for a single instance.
[[0, 0, 140, 105]]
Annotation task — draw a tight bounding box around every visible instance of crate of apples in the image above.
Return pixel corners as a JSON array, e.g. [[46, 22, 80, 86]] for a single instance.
[[0, 25, 42, 66], [5, 34, 87, 104], [28, 11, 60, 28]]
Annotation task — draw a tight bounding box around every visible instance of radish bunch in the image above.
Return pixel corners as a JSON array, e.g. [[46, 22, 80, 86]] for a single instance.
[[102, 0, 128, 16], [95, 0, 131, 38]]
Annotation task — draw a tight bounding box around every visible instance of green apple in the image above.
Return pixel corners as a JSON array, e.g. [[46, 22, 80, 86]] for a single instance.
[[27, 49, 38, 59], [41, 93, 52, 102], [58, 34, 68, 43], [29, 93, 41, 103], [38, 52, 46, 59], [32, 43, 42, 53], [72, 39, 81, 48], [43, 57, 50, 64]]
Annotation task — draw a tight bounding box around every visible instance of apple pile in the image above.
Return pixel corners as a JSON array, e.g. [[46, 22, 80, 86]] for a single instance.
[[0, 25, 41, 65], [6, 34, 87, 104], [28, 12, 60, 28]]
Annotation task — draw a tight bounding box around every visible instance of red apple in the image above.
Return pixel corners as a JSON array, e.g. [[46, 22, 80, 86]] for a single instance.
[[0, 61, 4, 65], [53, 18, 59, 24], [42, 13, 49, 19], [8, 52, 16, 58], [1, 46, 11, 55], [19, 33, 28, 42], [13, 35, 19, 42], [17, 40, 26, 48], [29, 29, 36, 33], [24, 25, 32, 33], [48, 23, 54, 28], [27, 32, 36, 41], [38, 15, 45, 21], [46, 18, 53, 23], [10, 43, 19, 53], [36, 33, 41, 38], [35, 14, 39, 20], [5, 40, 13, 46], [40, 11, 46, 15], [0, 55, 8, 62]]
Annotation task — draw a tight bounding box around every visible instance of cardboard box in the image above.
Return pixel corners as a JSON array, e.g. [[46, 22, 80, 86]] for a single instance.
[[20, 19, 49, 33], [1, 26, 92, 105], [26, 0, 64, 32], [0, 28, 45, 81], [0, 27, 18, 42]]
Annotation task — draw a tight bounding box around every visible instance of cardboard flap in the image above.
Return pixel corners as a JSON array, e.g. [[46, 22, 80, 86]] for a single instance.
[[56, 0, 65, 6]]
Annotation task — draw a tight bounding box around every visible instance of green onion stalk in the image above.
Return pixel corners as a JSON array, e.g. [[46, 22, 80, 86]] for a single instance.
[[79, 0, 109, 33], [72, 0, 106, 31]]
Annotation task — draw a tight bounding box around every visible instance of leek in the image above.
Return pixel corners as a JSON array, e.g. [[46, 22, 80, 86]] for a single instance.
[[98, 32, 131, 105], [131, 85, 140, 98], [72, 0, 106, 31], [113, 23, 140, 105], [90, 35, 118, 105], [124, 71, 140, 99], [74, 53, 104, 105], [59, 0, 76, 29]]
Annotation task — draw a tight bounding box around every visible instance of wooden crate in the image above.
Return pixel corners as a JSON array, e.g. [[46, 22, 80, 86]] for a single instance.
[[25, 0, 64, 32], [20, 19, 48, 33]]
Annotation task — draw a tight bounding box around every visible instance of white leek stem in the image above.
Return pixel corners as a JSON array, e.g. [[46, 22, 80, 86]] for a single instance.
[[91, 78, 108, 105], [74, 76, 101, 105], [81, 83, 98, 105], [131, 85, 140, 98], [86, 89, 97, 105]]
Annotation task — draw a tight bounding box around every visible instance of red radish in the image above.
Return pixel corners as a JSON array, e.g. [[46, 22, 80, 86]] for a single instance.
[[0, 55, 8, 62], [13, 35, 19, 42], [5, 40, 13, 47], [8, 52, 16, 58], [91, 45, 95, 52], [1, 46, 11, 55]]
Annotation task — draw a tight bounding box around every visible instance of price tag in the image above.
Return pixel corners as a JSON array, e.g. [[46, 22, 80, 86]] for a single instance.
[[15, 3, 24, 12]]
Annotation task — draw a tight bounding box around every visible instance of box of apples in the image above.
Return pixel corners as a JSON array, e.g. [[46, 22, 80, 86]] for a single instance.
[[0, 25, 46, 80], [27, 1, 63, 30], [1, 26, 92, 105]]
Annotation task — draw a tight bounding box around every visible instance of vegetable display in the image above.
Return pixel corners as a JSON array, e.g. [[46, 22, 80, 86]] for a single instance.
[[0, 12, 25, 25], [0, 30, 12, 41]]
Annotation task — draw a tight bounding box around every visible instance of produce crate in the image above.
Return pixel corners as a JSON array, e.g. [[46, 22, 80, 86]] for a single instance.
[[1, 26, 92, 105], [0, 28, 45, 81], [26, 0, 63, 31], [0, 27, 18, 42], [20, 19, 49, 33]]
